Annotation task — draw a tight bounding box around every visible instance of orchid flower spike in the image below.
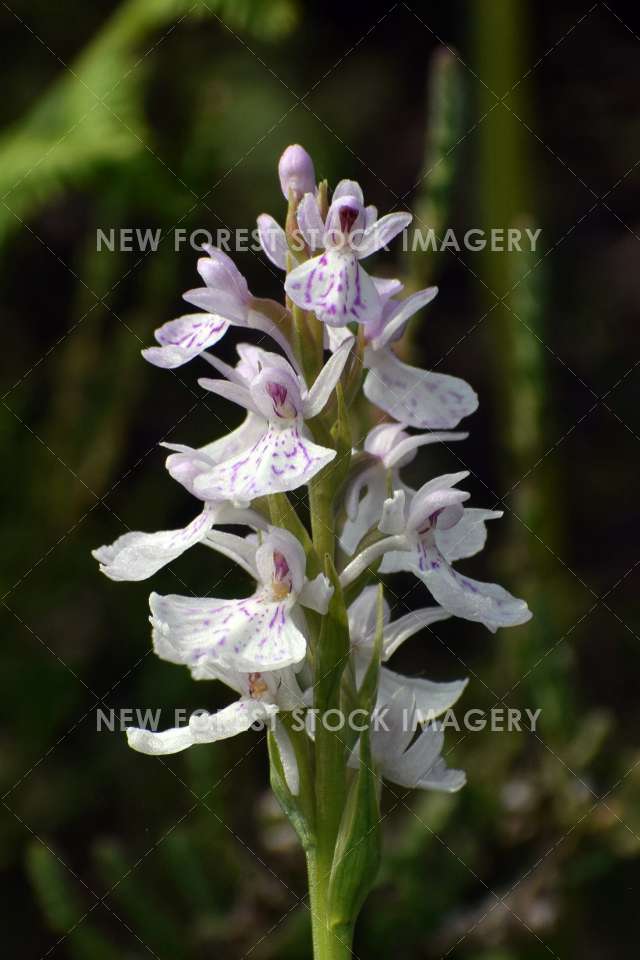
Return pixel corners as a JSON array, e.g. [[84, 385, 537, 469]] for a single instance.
[[150, 526, 333, 674], [349, 690, 466, 793], [347, 586, 467, 721], [379, 473, 532, 631], [341, 421, 468, 555], [142, 244, 292, 369], [284, 180, 411, 327], [95, 147, 534, 943], [191, 338, 353, 506], [361, 281, 478, 429]]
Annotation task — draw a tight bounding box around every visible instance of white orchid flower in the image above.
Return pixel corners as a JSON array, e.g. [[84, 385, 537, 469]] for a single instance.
[[284, 179, 411, 327], [150, 526, 333, 674], [190, 338, 353, 506]]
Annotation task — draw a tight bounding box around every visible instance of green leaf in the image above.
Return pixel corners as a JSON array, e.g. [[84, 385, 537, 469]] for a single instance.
[[327, 733, 381, 930]]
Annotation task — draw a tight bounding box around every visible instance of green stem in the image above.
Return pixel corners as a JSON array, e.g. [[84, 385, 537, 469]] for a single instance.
[[308, 467, 335, 565], [306, 849, 354, 960]]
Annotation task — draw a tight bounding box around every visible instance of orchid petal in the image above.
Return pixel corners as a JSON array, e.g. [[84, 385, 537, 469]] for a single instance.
[[339, 534, 409, 589], [436, 508, 502, 562], [142, 314, 230, 369], [200, 244, 250, 302], [379, 490, 406, 535], [372, 286, 438, 349], [418, 545, 532, 632], [163, 414, 265, 497], [183, 287, 247, 324], [203, 529, 260, 579], [365, 695, 465, 792], [200, 350, 244, 384], [127, 700, 277, 755], [285, 251, 381, 327], [381, 605, 451, 659], [347, 585, 390, 646], [333, 179, 364, 204], [246, 306, 301, 372], [373, 276, 404, 301], [193, 423, 336, 506], [364, 347, 478, 429], [324, 324, 355, 353], [340, 468, 388, 556], [384, 430, 468, 468], [401, 726, 466, 792], [356, 212, 412, 259], [92, 504, 217, 581], [150, 591, 308, 672], [378, 667, 467, 720], [303, 337, 354, 418], [406, 475, 470, 533], [197, 378, 262, 416], [297, 192, 325, 250], [299, 573, 334, 614], [257, 213, 288, 269]]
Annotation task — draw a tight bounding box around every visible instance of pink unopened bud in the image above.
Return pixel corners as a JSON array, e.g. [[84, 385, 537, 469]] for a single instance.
[[278, 144, 316, 199]]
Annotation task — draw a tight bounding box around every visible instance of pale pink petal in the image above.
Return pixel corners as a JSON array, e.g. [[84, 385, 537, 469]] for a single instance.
[[303, 337, 353, 418], [436, 508, 502, 562], [364, 347, 478, 429], [356, 212, 412, 259], [297, 192, 325, 250], [257, 213, 288, 269], [199, 245, 250, 302], [182, 286, 246, 324], [333, 179, 364, 204], [373, 276, 404, 301], [371, 286, 438, 349], [142, 314, 230, 369]]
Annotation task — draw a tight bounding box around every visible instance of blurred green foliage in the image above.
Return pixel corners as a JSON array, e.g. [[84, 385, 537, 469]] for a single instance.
[[2, 1, 639, 958]]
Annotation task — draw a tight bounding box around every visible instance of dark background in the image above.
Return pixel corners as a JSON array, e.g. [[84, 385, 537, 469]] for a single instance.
[[1, 1, 639, 957]]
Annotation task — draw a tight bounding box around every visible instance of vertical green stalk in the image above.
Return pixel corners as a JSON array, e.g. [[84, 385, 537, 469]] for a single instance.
[[307, 428, 352, 959]]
